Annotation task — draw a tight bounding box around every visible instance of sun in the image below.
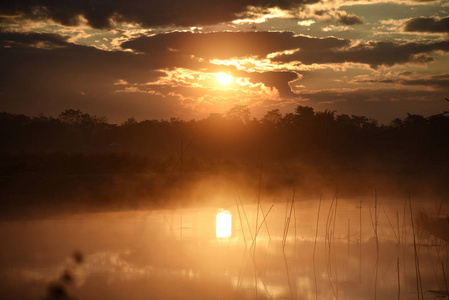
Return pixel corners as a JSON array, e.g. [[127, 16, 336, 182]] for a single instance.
[[216, 72, 233, 85]]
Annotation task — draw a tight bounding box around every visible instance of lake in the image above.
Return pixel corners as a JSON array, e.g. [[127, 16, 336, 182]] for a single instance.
[[0, 196, 447, 300]]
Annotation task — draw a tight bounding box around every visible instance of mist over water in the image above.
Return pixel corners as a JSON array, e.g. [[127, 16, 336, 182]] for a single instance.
[[1, 197, 447, 300], [0, 108, 448, 299]]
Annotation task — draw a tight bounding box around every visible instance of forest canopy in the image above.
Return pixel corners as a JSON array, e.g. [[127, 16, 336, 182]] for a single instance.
[[1, 105, 447, 160]]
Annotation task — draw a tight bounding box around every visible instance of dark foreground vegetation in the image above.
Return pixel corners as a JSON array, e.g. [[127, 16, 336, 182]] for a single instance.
[[1, 106, 448, 219]]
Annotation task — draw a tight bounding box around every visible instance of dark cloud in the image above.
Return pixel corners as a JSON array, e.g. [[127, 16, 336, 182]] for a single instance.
[[297, 88, 449, 123], [403, 74, 449, 88], [0, 32, 172, 118], [0, 31, 301, 121], [247, 72, 298, 97], [274, 40, 449, 68], [0, 0, 319, 29], [121, 31, 349, 59], [404, 16, 449, 33], [0, 31, 70, 48], [336, 13, 363, 25], [361, 74, 449, 89]]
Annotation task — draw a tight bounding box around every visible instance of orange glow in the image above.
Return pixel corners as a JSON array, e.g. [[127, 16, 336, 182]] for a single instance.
[[216, 210, 232, 238], [216, 72, 233, 85]]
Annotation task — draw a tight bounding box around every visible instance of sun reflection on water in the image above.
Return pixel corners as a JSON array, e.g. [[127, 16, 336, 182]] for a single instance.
[[216, 209, 232, 238]]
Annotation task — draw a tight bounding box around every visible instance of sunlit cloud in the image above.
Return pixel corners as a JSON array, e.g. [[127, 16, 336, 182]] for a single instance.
[[233, 6, 296, 24], [322, 25, 355, 32]]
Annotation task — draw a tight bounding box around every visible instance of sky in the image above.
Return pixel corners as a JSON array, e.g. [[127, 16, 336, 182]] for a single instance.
[[1, 0, 448, 124]]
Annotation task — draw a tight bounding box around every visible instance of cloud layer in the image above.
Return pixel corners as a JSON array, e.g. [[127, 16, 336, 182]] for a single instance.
[[1, 0, 448, 123], [0, 0, 319, 28]]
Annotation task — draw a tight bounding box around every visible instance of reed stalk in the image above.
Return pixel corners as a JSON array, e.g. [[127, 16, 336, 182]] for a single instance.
[[282, 190, 295, 300], [409, 195, 423, 300], [283, 190, 295, 249], [443, 262, 448, 292], [383, 206, 398, 242], [359, 199, 362, 284], [397, 211, 401, 300], [374, 190, 379, 300], [348, 218, 350, 256], [235, 194, 247, 291], [313, 193, 322, 300], [325, 190, 339, 300], [254, 161, 263, 300], [397, 257, 401, 300], [333, 189, 339, 300], [235, 196, 273, 299]]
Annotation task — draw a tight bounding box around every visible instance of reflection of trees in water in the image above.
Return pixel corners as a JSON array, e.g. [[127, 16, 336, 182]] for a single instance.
[[415, 211, 449, 244]]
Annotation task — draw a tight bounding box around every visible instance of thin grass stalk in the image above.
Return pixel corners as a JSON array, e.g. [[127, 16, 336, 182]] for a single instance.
[[293, 201, 297, 275], [283, 190, 295, 249], [333, 189, 339, 300], [235, 194, 248, 248], [397, 211, 400, 251], [443, 262, 448, 292], [235, 194, 248, 291], [383, 206, 398, 243], [259, 204, 271, 241], [325, 193, 337, 298], [163, 215, 174, 233], [325, 190, 339, 299], [236, 201, 274, 290], [283, 245, 294, 300], [348, 218, 350, 256], [436, 200, 443, 219], [248, 205, 274, 253], [368, 205, 375, 233], [251, 205, 275, 300], [238, 194, 253, 241], [359, 199, 362, 284], [397, 211, 401, 300], [236, 193, 254, 290], [281, 194, 295, 300], [253, 161, 263, 300], [237, 203, 274, 298], [284, 196, 290, 243], [409, 195, 423, 300], [402, 197, 408, 295], [374, 189, 379, 300], [180, 210, 183, 268], [313, 193, 322, 300], [397, 257, 401, 300]]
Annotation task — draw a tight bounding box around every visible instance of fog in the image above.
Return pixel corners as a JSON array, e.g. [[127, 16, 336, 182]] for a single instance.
[[1, 198, 448, 300]]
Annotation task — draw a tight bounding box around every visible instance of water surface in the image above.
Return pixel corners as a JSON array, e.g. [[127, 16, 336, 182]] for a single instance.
[[0, 197, 447, 300]]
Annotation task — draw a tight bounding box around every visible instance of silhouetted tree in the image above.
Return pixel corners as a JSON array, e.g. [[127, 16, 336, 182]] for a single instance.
[[403, 113, 425, 124], [59, 109, 107, 126], [390, 118, 403, 127], [226, 104, 251, 124], [294, 105, 314, 118], [261, 109, 282, 125], [121, 117, 137, 126]]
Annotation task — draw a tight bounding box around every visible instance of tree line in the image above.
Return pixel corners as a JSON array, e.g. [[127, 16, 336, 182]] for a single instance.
[[0, 105, 448, 174], [1, 105, 448, 218]]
